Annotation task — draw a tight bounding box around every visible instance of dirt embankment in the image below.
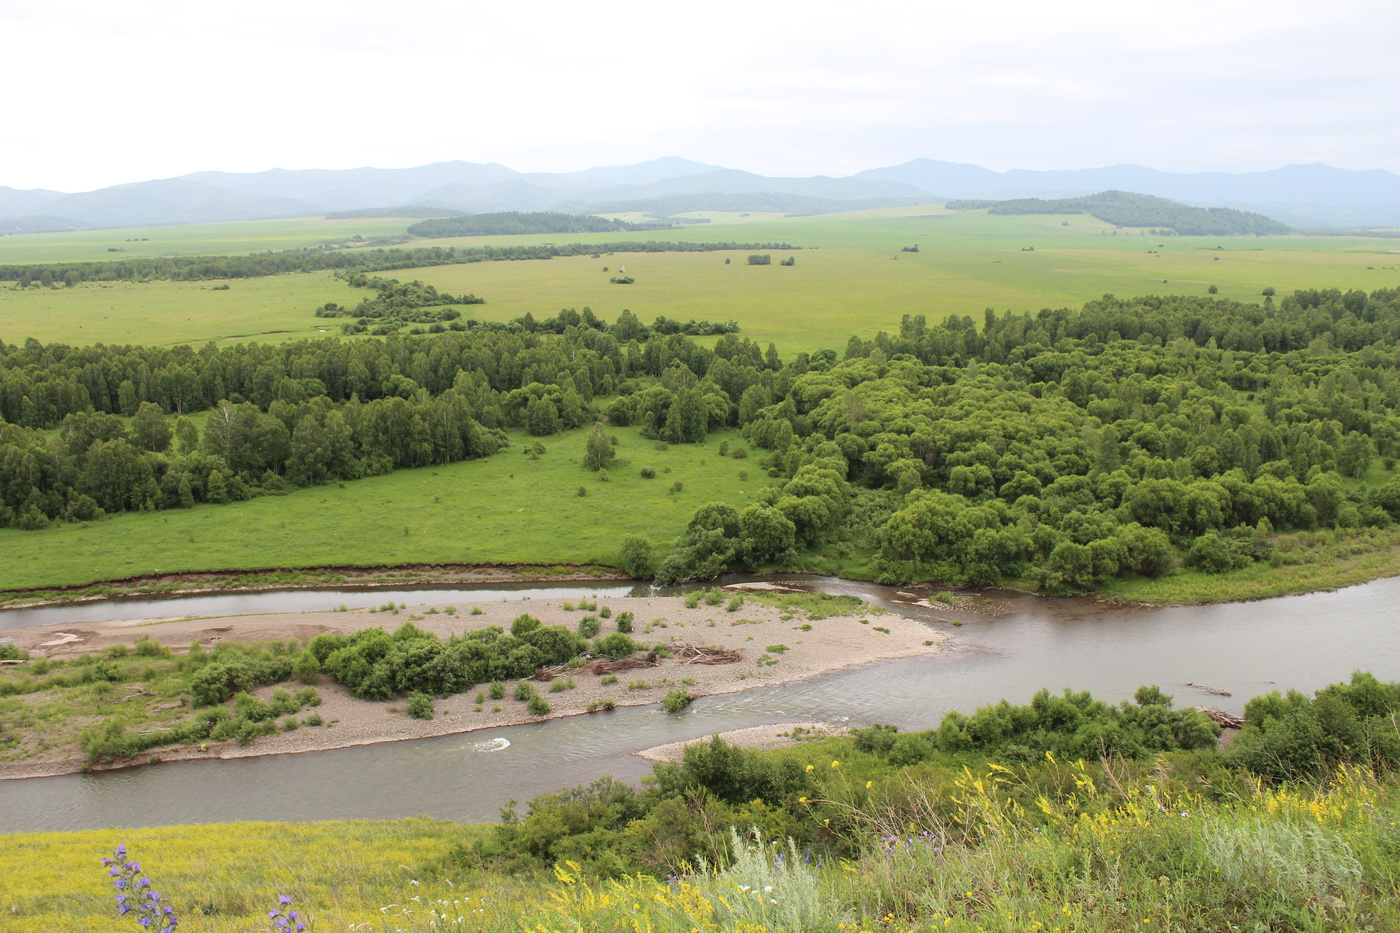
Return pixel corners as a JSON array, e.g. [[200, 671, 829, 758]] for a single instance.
[[0, 563, 628, 610]]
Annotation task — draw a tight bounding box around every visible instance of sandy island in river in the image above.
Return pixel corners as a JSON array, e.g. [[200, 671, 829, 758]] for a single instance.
[[0, 592, 945, 780]]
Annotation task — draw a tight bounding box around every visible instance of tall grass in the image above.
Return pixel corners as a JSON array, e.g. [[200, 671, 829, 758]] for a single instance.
[[12, 761, 1398, 933]]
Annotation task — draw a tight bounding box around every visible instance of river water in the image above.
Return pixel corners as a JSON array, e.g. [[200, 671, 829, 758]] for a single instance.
[[2, 575, 1397, 834]]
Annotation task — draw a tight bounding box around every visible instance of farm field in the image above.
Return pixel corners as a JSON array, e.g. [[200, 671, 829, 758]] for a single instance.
[[0, 272, 362, 347], [0, 425, 753, 594], [2, 207, 1396, 352], [0, 216, 414, 264]]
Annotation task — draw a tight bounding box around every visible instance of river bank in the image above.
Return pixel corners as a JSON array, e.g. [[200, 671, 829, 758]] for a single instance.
[[5, 524, 1398, 613], [0, 593, 943, 780], [0, 562, 628, 610]]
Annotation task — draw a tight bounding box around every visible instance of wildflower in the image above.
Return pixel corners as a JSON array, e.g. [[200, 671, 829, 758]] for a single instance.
[[866, 781, 874, 789], [101, 846, 179, 933], [805, 764, 815, 772], [830, 760, 841, 769]]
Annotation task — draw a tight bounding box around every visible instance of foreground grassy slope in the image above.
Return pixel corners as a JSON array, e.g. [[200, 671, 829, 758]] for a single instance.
[[7, 755, 1397, 933], [3, 207, 1396, 351], [0, 426, 752, 593]]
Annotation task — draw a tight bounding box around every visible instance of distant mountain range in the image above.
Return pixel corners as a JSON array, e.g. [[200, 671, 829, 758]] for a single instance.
[[1, 157, 1395, 234]]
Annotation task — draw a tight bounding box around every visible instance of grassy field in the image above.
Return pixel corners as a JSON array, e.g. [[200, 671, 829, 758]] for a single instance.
[[0, 217, 415, 263], [0, 272, 363, 347], [0, 425, 754, 593], [3, 207, 1397, 352]]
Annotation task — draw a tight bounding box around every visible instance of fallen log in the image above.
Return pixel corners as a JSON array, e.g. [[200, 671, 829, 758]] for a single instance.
[[1196, 707, 1244, 729], [1187, 681, 1232, 696], [671, 644, 744, 665]]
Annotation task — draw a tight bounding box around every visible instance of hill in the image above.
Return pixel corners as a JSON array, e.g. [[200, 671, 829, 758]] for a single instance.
[[948, 190, 1292, 235], [8, 157, 1393, 233]]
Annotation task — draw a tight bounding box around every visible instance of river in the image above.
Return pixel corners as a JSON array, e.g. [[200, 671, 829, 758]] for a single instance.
[[1, 575, 1396, 834]]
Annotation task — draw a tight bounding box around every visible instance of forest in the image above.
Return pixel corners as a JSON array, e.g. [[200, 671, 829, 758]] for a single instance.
[[2, 286, 1398, 594], [948, 190, 1292, 236]]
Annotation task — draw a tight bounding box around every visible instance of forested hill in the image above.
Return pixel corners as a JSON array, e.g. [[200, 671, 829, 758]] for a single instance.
[[405, 212, 671, 238], [947, 190, 1292, 236]]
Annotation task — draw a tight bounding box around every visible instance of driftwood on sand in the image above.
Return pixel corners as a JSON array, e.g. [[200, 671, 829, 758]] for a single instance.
[[722, 582, 807, 594], [1196, 707, 1244, 729], [535, 645, 743, 681]]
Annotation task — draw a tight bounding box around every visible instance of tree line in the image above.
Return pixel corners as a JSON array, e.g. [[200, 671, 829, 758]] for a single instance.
[[0, 321, 783, 527], [947, 190, 1292, 236], [0, 240, 796, 288]]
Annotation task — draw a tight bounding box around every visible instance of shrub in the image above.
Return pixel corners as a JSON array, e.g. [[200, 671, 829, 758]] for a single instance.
[[616, 611, 634, 633], [661, 689, 693, 713], [578, 615, 601, 639], [527, 695, 551, 715], [601, 674, 619, 686], [640, 467, 656, 479], [514, 681, 537, 701], [407, 693, 434, 720], [594, 632, 641, 659], [489, 680, 506, 699]]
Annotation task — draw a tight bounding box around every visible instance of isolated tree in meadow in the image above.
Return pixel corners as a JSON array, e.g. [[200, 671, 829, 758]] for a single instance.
[[583, 424, 615, 471]]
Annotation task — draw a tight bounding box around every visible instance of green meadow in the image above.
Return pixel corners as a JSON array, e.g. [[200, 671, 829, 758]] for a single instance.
[[0, 216, 414, 264], [3, 207, 1396, 352], [0, 425, 753, 593], [0, 272, 362, 347]]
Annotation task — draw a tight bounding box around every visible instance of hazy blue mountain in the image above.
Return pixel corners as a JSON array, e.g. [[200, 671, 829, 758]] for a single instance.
[[520, 157, 722, 189], [0, 186, 64, 216], [856, 160, 1399, 224], [581, 169, 925, 201], [38, 179, 316, 228], [0, 214, 86, 235], [2, 157, 1394, 231], [180, 162, 520, 207], [412, 180, 578, 213]]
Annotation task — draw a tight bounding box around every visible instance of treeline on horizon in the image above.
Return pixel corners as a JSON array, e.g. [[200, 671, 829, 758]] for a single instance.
[[2, 287, 1400, 593], [405, 211, 672, 238], [948, 190, 1292, 236], [0, 239, 797, 287]]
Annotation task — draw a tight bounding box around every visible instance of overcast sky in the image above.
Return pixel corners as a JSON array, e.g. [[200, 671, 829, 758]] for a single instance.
[[3, 0, 1396, 192]]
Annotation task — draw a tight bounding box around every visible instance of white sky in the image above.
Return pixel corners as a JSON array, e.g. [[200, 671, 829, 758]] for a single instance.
[[2, 0, 1396, 192]]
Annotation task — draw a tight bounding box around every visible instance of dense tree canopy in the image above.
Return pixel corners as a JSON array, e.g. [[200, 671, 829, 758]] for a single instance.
[[948, 190, 1291, 236]]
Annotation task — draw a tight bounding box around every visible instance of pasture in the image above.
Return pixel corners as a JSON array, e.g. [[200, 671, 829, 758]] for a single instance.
[[2, 207, 1396, 352], [0, 425, 753, 593], [0, 216, 414, 263], [0, 272, 362, 347]]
